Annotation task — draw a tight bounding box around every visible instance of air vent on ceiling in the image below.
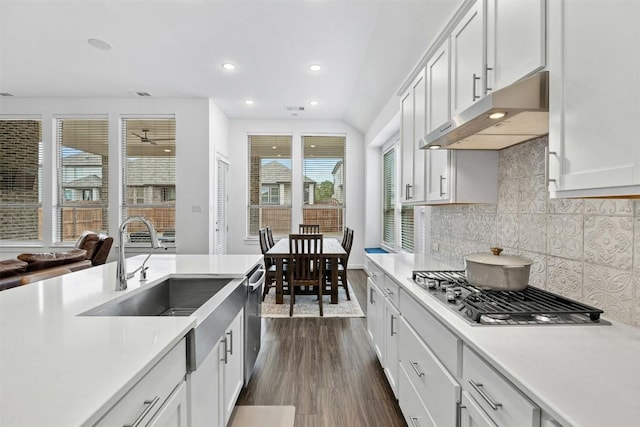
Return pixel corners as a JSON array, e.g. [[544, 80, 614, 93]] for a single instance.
[[135, 91, 152, 97], [0, 93, 14, 97], [285, 105, 305, 111]]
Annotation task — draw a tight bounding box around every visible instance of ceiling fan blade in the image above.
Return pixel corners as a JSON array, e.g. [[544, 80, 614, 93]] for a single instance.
[[148, 139, 158, 145], [149, 137, 175, 141], [131, 131, 144, 139]]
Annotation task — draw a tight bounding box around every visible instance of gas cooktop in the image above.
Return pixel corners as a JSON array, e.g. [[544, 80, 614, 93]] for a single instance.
[[412, 270, 606, 326]]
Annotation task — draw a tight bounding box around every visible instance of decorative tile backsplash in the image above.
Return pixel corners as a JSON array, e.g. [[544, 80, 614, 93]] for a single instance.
[[428, 136, 640, 328]]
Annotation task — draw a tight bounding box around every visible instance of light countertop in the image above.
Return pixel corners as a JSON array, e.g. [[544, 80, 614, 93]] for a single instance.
[[366, 252, 640, 427], [0, 254, 262, 427]]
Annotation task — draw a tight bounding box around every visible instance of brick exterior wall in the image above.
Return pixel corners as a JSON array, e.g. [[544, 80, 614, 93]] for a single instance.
[[0, 120, 41, 240]]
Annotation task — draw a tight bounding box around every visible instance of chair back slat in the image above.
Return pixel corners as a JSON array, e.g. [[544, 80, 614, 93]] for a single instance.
[[265, 226, 275, 247], [289, 233, 323, 282], [298, 224, 320, 234]]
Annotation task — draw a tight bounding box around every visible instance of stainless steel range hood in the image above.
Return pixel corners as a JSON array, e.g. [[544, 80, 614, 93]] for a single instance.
[[420, 71, 548, 150]]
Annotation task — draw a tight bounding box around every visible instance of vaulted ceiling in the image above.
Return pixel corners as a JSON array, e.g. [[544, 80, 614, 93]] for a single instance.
[[0, 0, 459, 133]]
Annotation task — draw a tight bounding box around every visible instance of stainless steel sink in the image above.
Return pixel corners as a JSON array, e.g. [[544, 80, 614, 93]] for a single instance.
[[81, 277, 232, 317], [79, 275, 248, 372]]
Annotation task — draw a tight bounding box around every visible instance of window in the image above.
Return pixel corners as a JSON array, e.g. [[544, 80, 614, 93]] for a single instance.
[[0, 119, 43, 241], [381, 138, 414, 253], [122, 117, 176, 244], [302, 135, 345, 238], [261, 184, 280, 205], [382, 147, 396, 248], [56, 118, 109, 242], [248, 135, 292, 238]]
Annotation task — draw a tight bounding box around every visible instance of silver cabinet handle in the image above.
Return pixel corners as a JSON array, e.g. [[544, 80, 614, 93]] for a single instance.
[[409, 360, 425, 377], [472, 73, 481, 101], [123, 396, 160, 427], [409, 416, 420, 427], [226, 330, 233, 356], [221, 336, 228, 364], [439, 175, 446, 197], [485, 66, 493, 93], [369, 288, 375, 304], [384, 287, 394, 295], [469, 379, 502, 411], [405, 183, 413, 200], [390, 315, 396, 336]]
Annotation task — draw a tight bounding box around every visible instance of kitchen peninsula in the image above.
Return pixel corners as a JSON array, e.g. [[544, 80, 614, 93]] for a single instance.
[[0, 254, 262, 426]]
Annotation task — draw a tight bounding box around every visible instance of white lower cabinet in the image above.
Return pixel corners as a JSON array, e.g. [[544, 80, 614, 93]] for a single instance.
[[188, 308, 244, 427], [463, 345, 540, 427], [383, 295, 400, 397], [398, 316, 459, 427], [95, 338, 187, 427], [367, 277, 385, 362], [460, 391, 498, 427], [148, 382, 189, 427], [398, 362, 436, 427]]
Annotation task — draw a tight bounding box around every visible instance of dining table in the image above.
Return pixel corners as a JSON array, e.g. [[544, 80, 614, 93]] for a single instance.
[[265, 237, 346, 305]]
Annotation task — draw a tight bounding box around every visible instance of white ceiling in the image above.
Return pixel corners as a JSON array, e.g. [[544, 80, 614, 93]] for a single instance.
[[0, 0, 459, 133]]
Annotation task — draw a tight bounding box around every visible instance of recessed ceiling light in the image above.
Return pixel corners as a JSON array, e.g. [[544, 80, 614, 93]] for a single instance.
[[309, 64, 321, 72], [163, 149, 172, 153], [428, 145, 441, 150], [244, 99, 255, 105], [488, 112, 507, 119], [310, 145, 316, 148], [309, 100, 319, 106], [87, 38, 112, 50], [221, 63, 235, 71], [272, 146, 277, 149]]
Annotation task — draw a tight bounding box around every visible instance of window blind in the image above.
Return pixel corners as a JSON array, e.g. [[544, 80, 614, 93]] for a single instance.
[[401, 205, 414, 253], [56, 118, 109, 242], [121, 117, 176, 245], [247, 135, 292, 238], [382, 147, 396, 247], [301, 135, 346, 238], [216, 159, 229, 254], [0, 119, 43, 241]]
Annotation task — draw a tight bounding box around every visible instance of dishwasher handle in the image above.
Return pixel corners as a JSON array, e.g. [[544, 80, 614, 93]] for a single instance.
[[248, 266, 266, 291]]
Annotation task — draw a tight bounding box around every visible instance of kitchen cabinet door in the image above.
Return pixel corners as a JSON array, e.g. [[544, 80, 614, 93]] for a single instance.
[[148, 382, 188, 427], [460, 391, 498, 427], [451, 0, 484, 116], [548, 0, 640, 197], [426, 38, 450, 134], [485, 0, 545, 94], [383, 297, 400, 398], [188, 338, 223, 427], [400, 69, 427, 203], [222, 308, 245, 426], [426, 149, 450, 202], [367, 277, 385, 363]]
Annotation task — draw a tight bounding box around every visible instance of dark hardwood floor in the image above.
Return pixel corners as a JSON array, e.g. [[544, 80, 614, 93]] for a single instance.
[[237, 269, 407, 427]]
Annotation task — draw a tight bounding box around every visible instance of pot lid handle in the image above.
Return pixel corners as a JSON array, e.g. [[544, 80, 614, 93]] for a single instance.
[[490, 247, 503, 256]]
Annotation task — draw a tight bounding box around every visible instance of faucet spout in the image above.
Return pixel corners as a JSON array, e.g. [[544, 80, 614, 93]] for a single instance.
[[116, 216, 163, 291]]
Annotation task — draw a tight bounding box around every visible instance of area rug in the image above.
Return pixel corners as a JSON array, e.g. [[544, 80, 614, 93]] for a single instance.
[[229, 405, 295, 427], [261, 282, 364, 318]]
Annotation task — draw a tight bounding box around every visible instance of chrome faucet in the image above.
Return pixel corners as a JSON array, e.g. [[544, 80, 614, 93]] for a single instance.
[[116, 216, 163, 291]]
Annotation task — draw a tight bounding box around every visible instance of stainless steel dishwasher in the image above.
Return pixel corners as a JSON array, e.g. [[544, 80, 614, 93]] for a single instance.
[[244, 264, 265, 386]]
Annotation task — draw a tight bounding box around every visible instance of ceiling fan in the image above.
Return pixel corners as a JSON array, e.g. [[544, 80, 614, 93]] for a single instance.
[[131, 129, 174, 145]]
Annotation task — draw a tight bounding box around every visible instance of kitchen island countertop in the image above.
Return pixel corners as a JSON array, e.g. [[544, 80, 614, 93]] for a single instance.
[[366, 252, 640, 427], [0, 254, 262, 427]]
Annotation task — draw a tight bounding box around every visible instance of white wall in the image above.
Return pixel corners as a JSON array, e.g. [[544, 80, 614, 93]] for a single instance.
[[0, 97, 221, 258], [226, 118, 366, 268]]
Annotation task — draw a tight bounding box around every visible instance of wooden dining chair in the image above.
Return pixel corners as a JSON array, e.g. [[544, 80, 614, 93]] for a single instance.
[[327, 227, 354, 300], [259, 227, 283, 300], [287, 233, 324, 316], [265, 226, 275, 247], [299, 224, 320, 234]]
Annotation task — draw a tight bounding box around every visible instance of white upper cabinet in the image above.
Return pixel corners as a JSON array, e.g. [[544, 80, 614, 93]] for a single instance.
[[450, 0, 484, 116], [426, 39, 450, 134], [548, 0, 640, 197], [485, 0, 546, 94], [400, 69, 427, 203]]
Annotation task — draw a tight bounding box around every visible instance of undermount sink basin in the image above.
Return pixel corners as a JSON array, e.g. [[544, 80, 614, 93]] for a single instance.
[[81, 277, 233, 317]]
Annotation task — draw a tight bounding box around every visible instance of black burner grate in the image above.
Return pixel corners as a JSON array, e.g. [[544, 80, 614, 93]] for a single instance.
[[412, 270, 604, 325]]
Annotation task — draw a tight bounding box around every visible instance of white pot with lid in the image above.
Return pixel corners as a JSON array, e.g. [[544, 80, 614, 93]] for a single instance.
[[464, 247, 533, 291]]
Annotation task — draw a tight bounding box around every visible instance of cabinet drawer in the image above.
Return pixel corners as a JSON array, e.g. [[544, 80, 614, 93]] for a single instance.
[[460, 390, 498, 427], [381, 275, 399, 308], [365, 259, 384, 287], [95, 338, 187, 427], [399, 317, 459, 427], [399, 291, 460, 376], [398, 362, 436, 427], [463, 346, 540, 427]]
